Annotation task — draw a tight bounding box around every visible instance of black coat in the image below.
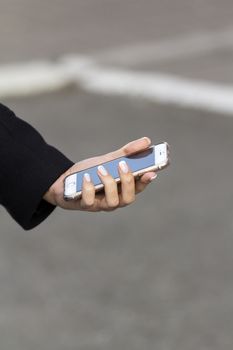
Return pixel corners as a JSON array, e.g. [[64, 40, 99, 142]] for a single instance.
[[0, 103, 73, 230]]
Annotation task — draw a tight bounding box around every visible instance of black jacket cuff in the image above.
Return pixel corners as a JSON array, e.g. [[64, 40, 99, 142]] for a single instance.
[[0, 103, 74, 230]]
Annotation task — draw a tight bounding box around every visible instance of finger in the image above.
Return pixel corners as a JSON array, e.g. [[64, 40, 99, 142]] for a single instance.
[[97, 165, 120, 208], [102, 137, 152, 162], [122, 136, 151, 155], [118, 161, 136, 205], [135, 172, 157, 194], [80, 173, 95, 209], [140, 172, 157, 184]]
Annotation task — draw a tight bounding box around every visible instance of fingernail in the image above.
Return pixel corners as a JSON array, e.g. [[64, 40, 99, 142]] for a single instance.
[[84, 173, 91, 182], [149, 174, 157, 181], [98, 165, 108, 176], [141, 137, 151, 143], [119, 160, 129, 174]]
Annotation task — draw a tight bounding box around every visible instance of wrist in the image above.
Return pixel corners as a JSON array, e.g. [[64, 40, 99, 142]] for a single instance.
[[43, 183, 57, 206], [43, 173, 65, 206]]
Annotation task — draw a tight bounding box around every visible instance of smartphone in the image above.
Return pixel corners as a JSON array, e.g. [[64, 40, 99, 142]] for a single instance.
[[64, 142, 169, 200]]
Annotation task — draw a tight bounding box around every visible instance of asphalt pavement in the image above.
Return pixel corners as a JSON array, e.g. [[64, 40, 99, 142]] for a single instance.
[[1, 1, 233, 349]]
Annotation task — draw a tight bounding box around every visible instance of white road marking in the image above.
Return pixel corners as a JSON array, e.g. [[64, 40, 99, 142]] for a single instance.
[[1, 28, 233, 116], [66, 60, 233, 116], [1, 57, 233, 116], [0, 61, 71, 98]]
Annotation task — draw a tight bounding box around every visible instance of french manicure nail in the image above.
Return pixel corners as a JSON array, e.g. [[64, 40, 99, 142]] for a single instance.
[[84, 173, 91, 182], [98, 165, 108, 176], [142, 137, 151, 143], [150, 174, 157, 181], [119, 160, 129, 174]]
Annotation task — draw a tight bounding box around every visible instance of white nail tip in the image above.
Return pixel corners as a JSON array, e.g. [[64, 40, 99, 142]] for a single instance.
[[150, 174, 157, 181], [84, 173, 91, 182], [98, 165, 108, 176], [119, 160, 129, 173]]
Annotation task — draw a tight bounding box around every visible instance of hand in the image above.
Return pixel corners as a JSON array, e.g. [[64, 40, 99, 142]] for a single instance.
[[44, 137, 157, 212]]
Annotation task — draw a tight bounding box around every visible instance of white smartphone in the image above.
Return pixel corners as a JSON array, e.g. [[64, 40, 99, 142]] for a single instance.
[[64, 142, 170, 200]]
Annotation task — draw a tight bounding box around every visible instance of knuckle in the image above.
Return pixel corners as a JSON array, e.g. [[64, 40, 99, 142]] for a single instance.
[[81, 201, 94, 209], [87, 198, 95, 206], [103, 178, 118, 194], [108, 198, 120, 208], [123, 174, 134, 185], [82, 186, 95, 197], [123, 195, 136, 205], [107, 187, 118, 197], [84, 187, 94, 196], [104, 176, 116, 186], [81, 192, 95, 208], [83, 183, 94, 191]]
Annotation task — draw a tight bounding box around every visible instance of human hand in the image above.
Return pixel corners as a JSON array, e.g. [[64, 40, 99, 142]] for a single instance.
[[44, 137, 157, 212]]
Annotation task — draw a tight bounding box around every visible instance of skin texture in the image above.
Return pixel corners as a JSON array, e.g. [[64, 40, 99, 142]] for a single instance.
[[43, 137, 157, 212]]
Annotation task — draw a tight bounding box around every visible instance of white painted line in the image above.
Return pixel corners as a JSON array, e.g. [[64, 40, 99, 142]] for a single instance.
[[93, 27, 233, 66], [1, 57, 233, 116], [67, 63, 233, 116], [1, 26, 233, 116], [0, 61, 71, 98]]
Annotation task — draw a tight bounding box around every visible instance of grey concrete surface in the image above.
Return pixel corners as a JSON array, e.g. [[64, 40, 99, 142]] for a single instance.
[[1, 90, 233, 350], [1, 1, 233, 349], [0, 0, 233, 64], [141, 47, 233, 85]]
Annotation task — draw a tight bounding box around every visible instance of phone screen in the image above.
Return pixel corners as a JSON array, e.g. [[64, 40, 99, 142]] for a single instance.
[[65, 147, 156, 196]]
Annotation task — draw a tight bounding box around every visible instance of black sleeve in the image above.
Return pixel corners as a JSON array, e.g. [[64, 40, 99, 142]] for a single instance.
[[0, 103, 74, 230]]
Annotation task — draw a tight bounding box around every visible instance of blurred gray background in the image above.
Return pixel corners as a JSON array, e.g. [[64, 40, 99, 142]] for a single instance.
[[1, 1, 233, 349]]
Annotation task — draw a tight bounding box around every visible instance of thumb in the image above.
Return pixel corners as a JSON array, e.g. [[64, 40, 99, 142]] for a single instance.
[[122, 137, 151, 155], [70, 137, 152, 171], [106, 137, 151, 160]]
